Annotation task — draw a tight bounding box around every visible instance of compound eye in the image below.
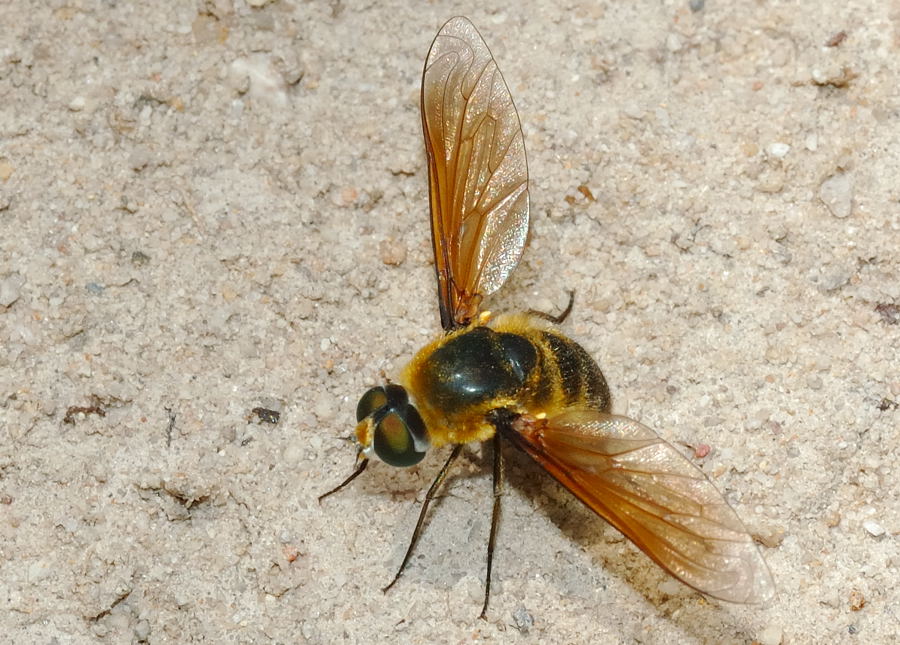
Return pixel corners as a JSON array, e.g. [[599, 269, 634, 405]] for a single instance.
[[384, 383, 409, 409], [356, 386, 388, 422], [373, 410, 428, 467]]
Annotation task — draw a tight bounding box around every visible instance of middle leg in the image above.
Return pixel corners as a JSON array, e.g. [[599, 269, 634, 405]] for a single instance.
[[479, 433, 504, 620]]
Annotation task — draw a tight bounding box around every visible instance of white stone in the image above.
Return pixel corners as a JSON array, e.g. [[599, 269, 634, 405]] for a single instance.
[[767, 142, 791, 158], [863, 519, 885, 537], [818, 172, 853, 218], [0, 273, 23, 307]]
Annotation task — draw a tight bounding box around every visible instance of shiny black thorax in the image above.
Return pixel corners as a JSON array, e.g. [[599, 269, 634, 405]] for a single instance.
[[417, 325, 611, 415]]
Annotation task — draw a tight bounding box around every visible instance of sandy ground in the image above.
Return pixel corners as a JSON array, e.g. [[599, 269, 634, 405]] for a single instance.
[[1, 1, 898, 643]]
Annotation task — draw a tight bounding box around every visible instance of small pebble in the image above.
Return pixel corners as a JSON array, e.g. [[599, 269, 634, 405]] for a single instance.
[[818, 172, 853, 218], [28, 559, 53, 582], [875, 303, 900, 325], [228, 65, 251, 94], [758, 623, 783, 645], [379, 239, 406, 266], [129, 147, 153, 171], [756, 168, 785, 193], [766, 142, 791, 158], [765, 420, 783, 435], [863, 519, 885, 537], [134, 619, 151, 641], [68, 96, 86, 111], [755, 527, 786, 548], [512, 606, 534, 633], [342, 186, 358, 205], [0, 273, 24, 307], [746, 408, 771, 431], [657, 578, 682, 596], [313, 393, 332, 421], [259, 397, 282, 413], [811, 66, 857, 88], [818, 269, 850, 292], [622, 102, 645, 120], [825, 31, 848, 48], [666, 33, 683, 53]]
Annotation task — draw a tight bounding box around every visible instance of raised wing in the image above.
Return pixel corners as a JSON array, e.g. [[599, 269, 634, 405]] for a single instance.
[[501, 409, 775, 603], [421, 16, 530, 330]]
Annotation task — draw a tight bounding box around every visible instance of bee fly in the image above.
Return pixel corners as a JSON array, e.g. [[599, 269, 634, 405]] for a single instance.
[[321, 16, 774, 617]]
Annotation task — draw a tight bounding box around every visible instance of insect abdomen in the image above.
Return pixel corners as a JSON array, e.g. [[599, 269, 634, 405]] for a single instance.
[[533, 331, 611, 412], [511, 328, 610, 414]]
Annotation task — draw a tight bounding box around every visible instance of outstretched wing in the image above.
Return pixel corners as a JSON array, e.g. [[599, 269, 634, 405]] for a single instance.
[[501, 409, 775, 603], [421, 16, 530, 330]]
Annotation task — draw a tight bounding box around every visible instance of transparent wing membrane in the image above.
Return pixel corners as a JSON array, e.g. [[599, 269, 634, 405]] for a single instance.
[[422, 17, 529, 329], [505, 409, 775, 603]]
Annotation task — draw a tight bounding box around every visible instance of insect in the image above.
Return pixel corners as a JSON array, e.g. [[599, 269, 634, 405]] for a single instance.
[[321, 16, 775, 617]]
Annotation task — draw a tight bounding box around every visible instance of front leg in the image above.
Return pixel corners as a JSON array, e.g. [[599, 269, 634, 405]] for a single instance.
[[383, 444, 463, 593]]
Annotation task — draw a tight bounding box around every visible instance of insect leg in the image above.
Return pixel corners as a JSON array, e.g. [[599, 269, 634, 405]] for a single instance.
[[383, 444, 464, 593], [527, 290, 575, 324], [317, 458, 368, 503], [479, 433, 504, 620]]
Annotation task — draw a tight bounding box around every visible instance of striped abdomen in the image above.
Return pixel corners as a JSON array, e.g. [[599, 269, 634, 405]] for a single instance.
[[518, 327, 611, 414]]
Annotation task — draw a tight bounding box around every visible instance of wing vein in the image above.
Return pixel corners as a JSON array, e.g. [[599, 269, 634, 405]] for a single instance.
[[421, 17, 529, 328]]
